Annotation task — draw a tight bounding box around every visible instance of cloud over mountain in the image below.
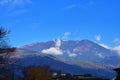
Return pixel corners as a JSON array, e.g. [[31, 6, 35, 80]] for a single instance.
[[69, 53, 77, 57], [113, 45, 120, 56], [99, 43, 110, 49], [41, 39, 63, 55], [114, 38, 120, 45], [95, 34, 101, 41], [62, 32, 71, 40]]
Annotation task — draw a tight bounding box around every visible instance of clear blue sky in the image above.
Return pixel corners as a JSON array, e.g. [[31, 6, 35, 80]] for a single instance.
[[0, 0, 120, 47]]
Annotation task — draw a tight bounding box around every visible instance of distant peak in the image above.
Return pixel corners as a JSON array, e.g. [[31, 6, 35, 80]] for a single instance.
[[81, 39, 93, 42]]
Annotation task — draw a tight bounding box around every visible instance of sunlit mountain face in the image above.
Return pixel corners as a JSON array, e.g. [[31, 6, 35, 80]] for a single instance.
[[21, 39, 119, 66]]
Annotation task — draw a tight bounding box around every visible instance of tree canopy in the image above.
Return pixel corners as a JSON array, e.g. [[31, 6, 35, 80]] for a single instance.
[[0, 27, 10, 48], [0, 27, 15, 63]]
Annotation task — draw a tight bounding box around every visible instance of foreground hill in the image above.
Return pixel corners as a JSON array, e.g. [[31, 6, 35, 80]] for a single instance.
[[5, 47, 116, 79], [14, 54, 115, 79]]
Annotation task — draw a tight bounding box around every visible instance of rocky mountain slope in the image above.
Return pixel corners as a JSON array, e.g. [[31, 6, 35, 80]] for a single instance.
[[21, 39, 119, 66]]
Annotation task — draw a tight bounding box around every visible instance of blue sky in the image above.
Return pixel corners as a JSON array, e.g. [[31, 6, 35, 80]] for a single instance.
[[0, 0, 120, 48]]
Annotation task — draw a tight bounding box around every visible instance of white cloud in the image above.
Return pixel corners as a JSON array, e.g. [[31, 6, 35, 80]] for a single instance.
[[114, 38, 120, 45], [95, 34, 101, 41], [8, 9, 28, 17], [99, 43, 110, 49], [0, 0, 32, 5], [62, 32, 71, 40], [0, 0, 32, 17], [112, 38, 120, 56], [69, 53, 77, 58], [12, 0, 32, 5], [55, 39, 61, 48], [41, 39, 63, 55], [113, 46, 120, 51], [64, 32, 71, 36], [113, 46, 120, 56], [98, 43, 120, 56], [41, 47, 62, 55], [64, 1, 94, 10]]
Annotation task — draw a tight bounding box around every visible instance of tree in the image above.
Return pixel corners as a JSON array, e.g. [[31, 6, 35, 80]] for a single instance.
[[114, 68, 120, 80], [0, 27, 15, 63], [0, 27, 15, 80], [24, 66, 52, 80], [0, 27, 9, 48]]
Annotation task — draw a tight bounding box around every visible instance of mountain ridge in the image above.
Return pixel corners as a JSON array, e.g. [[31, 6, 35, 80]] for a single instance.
[[7, 39, 119, 79], [20, 39, 119, 66]]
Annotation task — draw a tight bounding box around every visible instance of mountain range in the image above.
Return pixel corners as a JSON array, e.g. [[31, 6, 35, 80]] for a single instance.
[[21, 39, 120, 66], [8, 39, 120, 79]]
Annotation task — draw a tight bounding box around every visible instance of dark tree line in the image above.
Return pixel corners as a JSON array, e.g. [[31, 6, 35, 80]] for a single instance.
[[0, 27, 16, 80], [0, 27, 15, 63]]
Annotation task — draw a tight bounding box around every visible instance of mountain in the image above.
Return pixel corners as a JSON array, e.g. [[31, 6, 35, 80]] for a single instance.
[[21, 39, 119, 66], [9, 48, 38, 58], [14, 54, 115, 79], [5, 39, 119, 79], [102, 55, 120, 67], [21, 41, 55, 51]]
